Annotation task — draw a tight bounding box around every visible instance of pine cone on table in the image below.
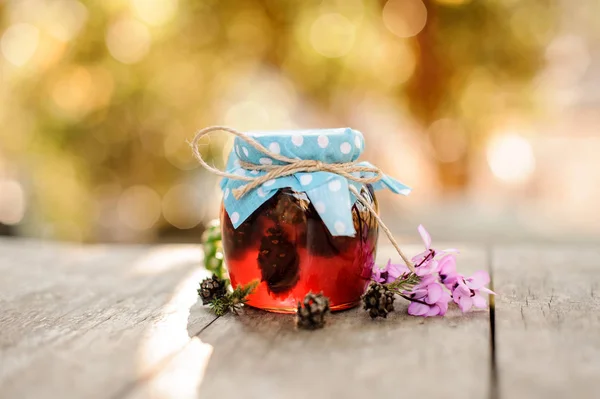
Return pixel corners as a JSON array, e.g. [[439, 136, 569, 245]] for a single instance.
[[296, 292, 330, 330], [198, 275, 227, 305], [362, 282, 395, 319]]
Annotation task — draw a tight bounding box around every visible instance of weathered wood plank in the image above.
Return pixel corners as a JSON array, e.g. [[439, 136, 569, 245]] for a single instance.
[[0, 240, 216, 399], [129, 243, 492, 399], [493, 245, 600, 399]]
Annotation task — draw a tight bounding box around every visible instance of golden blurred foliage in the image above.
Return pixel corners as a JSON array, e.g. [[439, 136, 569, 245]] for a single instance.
[[0, 0, 561, 242]]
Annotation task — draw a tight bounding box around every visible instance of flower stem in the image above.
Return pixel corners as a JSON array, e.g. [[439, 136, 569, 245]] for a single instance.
[[415, 249, 435, 268], [399, 294, 428, 306]]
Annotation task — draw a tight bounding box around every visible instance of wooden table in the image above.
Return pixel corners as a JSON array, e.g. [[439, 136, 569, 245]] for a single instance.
[[1, 239, 599, 399]]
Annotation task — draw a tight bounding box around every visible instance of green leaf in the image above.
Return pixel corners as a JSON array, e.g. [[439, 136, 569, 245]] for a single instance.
[[207, 280, 259, 316], [385, 272, 420, 293], [201, 220, 227, 280]]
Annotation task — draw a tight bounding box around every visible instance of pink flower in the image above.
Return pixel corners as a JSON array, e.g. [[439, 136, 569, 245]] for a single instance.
[[411, 225, 435, 275], [438, 255, 460, 290], [406, 274, 452, 317], [367, 225, 497, 318], [451, 270, 496, 312], [411, 225, 458, 276], [372, 259, 408, 284]]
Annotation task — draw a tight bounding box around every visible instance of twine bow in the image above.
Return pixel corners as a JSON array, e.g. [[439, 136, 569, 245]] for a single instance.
[[189, 125, 415, 272]]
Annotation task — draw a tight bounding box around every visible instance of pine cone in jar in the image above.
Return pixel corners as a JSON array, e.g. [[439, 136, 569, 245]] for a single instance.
[[257, 226, 300, 294], [265, 189, 309, 226]]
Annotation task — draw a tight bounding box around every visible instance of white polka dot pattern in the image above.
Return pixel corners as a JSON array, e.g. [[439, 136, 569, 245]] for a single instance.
[[340, 142, 351, 154], [269, 142, 280, 154], [317, 135, 329, 148], [222, 127, 412, 236], [300, 175, 312, 185], [328, 179, 341, 192], [291, 135, 303, 146]]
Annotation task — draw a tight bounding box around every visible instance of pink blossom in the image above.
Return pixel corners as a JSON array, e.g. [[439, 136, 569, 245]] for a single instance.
[[411, 225, 458, 276], [451, 270, 496, 312], [372, 259, 409, 284], [406, 274, 452, 317], [438, 255, 460, 290], [369, 224, 497, 318], [411, 225, 435, 273]]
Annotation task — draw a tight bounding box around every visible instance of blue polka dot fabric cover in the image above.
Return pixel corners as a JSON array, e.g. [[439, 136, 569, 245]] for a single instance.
[[220, 128, 411, 237]]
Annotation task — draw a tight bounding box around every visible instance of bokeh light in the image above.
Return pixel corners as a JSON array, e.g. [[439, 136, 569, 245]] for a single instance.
[[0, 180, 26, 225], [427, 119, 468, 164], [3, 0, 597, 243], [162, 184, 203, 229], [1, 23, 39, 66], [43, 0, 88, 42], [309, 13, 356, 58], [382, 0, 427, 39], [486, 133, 536, 184], [131, 0, 179, 27], [118, 186, 162, 231], [106, 18, 151, 64]]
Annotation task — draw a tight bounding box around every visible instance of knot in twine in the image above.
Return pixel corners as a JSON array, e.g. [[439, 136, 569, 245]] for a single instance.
[[189, 125, 415, 272]]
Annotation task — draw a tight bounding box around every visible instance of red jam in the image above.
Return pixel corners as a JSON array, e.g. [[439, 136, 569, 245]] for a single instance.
[[220, 186, 379, 313]]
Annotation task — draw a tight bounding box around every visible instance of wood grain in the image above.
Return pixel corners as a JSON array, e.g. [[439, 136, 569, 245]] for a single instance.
[[129, 243, 492, 399], [0, 240, 215, 399], [492, 245, 600, 399], [0, 240, 494, 399]]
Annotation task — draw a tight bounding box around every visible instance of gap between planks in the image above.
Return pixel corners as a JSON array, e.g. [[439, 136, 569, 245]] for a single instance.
[[491, 245, 600, 399], [487, 245, 499, 399]]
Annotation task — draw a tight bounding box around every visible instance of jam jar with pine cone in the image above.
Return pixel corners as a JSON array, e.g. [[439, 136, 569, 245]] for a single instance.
[[218, 128, 411, 313]]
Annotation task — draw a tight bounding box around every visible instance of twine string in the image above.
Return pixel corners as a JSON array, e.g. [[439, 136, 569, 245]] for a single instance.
[[347, 185, 414, 272], [189, 125, 415, 273]]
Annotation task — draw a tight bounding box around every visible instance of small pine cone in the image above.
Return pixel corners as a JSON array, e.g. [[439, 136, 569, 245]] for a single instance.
[[268, 189, 309, 225], [257, 226, 300, 294], [198, 275, 227, 305], [362, 282, 395, 319], [296, 292, 330, 330]]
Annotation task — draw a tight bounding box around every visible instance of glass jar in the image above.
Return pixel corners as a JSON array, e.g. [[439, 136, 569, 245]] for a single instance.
[[221, 185, 379, 313]]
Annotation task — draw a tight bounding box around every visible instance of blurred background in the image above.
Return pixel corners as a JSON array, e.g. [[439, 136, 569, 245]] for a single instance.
[[0, 0, 598, 244]]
